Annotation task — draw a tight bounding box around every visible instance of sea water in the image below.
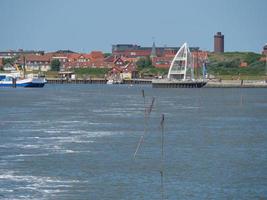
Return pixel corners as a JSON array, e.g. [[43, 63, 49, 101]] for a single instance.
[[0, 85, 267, 200]]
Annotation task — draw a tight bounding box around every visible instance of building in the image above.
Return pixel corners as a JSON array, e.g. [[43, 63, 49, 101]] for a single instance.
[[112, 43, 199, 59], [152, 50, 208, 69], [17, 54, 51, 71], [108, 62, 138, 80], [152, 57, 172, 68], [3, 63, 16, 71], [62, 51, 114, 70], [214, 32, 224, 53], [0, 49, 44, 59], [112, 43, 176, 58], [240, 61, 248, 67]]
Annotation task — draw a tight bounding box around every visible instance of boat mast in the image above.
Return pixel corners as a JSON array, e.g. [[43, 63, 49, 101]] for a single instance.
[[23, 56, 26, 78]]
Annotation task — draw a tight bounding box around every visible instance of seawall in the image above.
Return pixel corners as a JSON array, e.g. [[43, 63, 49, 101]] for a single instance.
[[205, 80, 267, 88]]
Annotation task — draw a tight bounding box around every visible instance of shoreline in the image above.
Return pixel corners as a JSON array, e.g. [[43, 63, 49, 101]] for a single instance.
[[45, 78, 267, 88]]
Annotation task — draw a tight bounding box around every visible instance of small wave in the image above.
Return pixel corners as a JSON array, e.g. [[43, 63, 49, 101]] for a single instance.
[[0, 170, 86, 199], [2, 153, 50, 158]]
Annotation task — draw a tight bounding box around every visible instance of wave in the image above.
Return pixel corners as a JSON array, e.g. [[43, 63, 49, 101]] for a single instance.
[[0, 170, 87, 199]]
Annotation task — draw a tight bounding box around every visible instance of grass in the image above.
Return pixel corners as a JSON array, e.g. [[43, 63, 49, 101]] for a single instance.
[[139, 67, 169, 77], [208, 52, 266, 79], [74, 68, 110, 78]]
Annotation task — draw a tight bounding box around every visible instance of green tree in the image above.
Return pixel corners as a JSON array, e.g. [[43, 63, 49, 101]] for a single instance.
[[2, 57, 18, 65], [104, 53, 112, 57], [51, 59, 61, 71], [136, 56, 153, 69]]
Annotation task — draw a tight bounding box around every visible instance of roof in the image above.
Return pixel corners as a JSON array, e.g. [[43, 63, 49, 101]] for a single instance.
[[90, 51, 104, 60], [67, 53, 82, 60], [20, 54, 51, 62], [104, 55, 116, 63], [121, 62, 137, 72]]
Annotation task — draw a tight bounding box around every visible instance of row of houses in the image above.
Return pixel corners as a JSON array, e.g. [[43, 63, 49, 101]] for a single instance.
[[0, 50, 136, 72], [4, 43, 266, 76]]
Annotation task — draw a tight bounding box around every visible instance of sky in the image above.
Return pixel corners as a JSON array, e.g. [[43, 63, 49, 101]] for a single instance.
[[1, 0, 267, 53]]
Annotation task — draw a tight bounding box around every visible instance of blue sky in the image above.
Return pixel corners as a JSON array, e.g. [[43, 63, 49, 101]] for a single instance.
[[1, 0, 267, 53]]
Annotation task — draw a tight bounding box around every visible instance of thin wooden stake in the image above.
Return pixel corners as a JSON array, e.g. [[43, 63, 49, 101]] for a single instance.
[[160, 114, 165, 200], [134, 90, 155, 159]]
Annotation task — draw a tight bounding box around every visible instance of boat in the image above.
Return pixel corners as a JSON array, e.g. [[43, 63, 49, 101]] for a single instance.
[[152, 42, 207, 88], [106, 79, 123, 84], [0, 73, 47, 88], [106, 79, 114, 85]]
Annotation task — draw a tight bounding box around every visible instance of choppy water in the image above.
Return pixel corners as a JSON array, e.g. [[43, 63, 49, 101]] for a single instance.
[[0, 84, 267, 200]]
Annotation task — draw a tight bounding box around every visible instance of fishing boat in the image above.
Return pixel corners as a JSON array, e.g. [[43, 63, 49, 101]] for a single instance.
[[0, 73, 47, 87], [152, 42, 207, 88]]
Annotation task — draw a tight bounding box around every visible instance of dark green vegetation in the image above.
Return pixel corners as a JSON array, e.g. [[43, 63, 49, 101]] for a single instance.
[[51, 59, 61, 71], [136, 56, 153, 68], [208, 52, 266, 78], [139, 67, 168, 78], [137, 57, 168, 77], [104, 53, 112, 57], [74, 68, 110, 78], [2, 56, 19, 65]]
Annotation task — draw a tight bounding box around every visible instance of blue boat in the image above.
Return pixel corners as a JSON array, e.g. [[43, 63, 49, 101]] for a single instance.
[[0, 73, 47, 88]]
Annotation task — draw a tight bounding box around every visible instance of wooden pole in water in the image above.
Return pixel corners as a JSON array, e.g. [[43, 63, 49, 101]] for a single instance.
[[134, 89, 147, 159], [160, 114, 165, 200], [134, 90, 155, 159], [12, 77, 16, 88]]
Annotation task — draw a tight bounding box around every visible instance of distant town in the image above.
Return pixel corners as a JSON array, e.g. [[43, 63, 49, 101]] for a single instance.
[[1, 32, 267, 80]]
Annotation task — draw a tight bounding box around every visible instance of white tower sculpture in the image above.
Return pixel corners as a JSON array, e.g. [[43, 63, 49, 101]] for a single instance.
[[167, 43, 194, 80]]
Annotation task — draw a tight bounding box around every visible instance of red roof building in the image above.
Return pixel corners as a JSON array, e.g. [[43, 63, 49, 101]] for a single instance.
[[240, 61, 248, 67], [90, 51, 104, 61], [17, 54, 51, 71]]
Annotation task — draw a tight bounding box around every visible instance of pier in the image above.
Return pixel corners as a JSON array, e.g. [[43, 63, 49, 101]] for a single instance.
[[46, 78, 267, 88], [46, 78, 152, 85], [152, 79, 207, 88]]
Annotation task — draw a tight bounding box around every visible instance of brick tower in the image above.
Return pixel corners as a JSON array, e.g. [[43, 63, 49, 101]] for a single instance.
[[214, 32, 224, 53]]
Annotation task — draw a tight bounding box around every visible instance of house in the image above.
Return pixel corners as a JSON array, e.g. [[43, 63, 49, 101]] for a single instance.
[[120, 62, 138, 79], [108, 62, 138, 80], [0, 49, 44, 59], [113, 57, 126, 67], [61, 51, 108, 70], [108, 66, 123, 81], [90, 51, 104, 61], [3, 63, 17, 71], [64, 61, 91, 69], [240, 61, 248, 67], [17, 54, 51, 71], [67, 53, 91, 62]]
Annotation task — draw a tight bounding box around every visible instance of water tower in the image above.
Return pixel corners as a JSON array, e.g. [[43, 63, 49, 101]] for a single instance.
[[214, 32, 224, 53]]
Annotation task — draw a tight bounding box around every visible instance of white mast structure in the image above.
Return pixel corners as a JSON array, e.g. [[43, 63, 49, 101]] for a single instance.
[[167, 43, 193, 81]]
